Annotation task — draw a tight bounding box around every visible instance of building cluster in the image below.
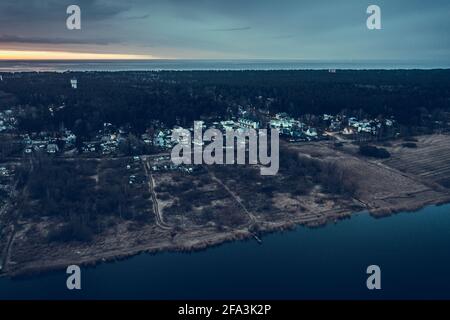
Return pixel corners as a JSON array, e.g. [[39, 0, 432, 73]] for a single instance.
[[150, 155, 196, 174], [148, 109, 398, 151], [0, 110, 17, 132], [269, 113, 318, 141], [152, 129, 173, 149], [97, 123, 123, 155], [22, 130, 76, 155], [323, 114, 395, 137], [0, 165, 15, 203], [0, 166, 13, 179], [13, 99, 398, 158], [82, 123, 128, 155], [127, 156, 147, 185]]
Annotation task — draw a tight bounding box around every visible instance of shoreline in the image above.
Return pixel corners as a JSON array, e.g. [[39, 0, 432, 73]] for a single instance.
[[3, 196, 449, 279]]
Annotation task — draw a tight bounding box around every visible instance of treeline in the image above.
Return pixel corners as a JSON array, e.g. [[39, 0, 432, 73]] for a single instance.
[[279, 148, 358, 197], [15, 154, 153, 242], [359, 145, 391, 159], [1, 70, 449, 139], [212, 147, 358, 213]]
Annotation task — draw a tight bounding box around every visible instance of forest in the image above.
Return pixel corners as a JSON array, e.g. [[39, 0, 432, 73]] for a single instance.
[[0, 70, 449, 140]]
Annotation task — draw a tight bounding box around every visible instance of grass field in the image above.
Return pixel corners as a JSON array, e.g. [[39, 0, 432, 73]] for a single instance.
[[383, 135, 450, 188]]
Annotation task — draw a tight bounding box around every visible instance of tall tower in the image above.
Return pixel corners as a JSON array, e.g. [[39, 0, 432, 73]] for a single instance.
[[70, 79, 78, 89]]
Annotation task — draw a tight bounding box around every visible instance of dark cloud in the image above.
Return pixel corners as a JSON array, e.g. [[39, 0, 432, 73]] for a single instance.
[[0, 0, 449, 61], [0, 0, 131, 21], [125, 14, 150, 20], [209, 27, 251, 32], [0, 34, 115, 45]]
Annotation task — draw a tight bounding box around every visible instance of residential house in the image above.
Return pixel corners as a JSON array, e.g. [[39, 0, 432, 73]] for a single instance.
[[238, 117, 260, 130], [46, 144, 59, 154], [305, 128, 318, 138], [342, 127, 355, 135]]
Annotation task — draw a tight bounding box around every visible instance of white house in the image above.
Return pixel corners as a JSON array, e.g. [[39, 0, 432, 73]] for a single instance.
[[220, 120, 237, 131], [172, 127, 190, 146], [238, 118, 260, 130], [305, 128, 318, 138], [342, 127, 355, 135], [46, 144, 59, 154], [270, 116, 302, 130], [153, 131, 167, 148], [70, 79, 78, 89], [348, 117, 359, 127], [64, 132, 77, 145], [275, 113, 290, 120]]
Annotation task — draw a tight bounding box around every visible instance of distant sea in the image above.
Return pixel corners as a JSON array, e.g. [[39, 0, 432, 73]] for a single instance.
[[0, 59, 449, 72]]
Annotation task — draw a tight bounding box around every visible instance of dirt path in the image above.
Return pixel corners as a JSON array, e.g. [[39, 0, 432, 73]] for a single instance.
[[143, 160, 172, 230], [1, 225, 16, 272], [0, 182, 19, 272], [206, 168, 257, 225]]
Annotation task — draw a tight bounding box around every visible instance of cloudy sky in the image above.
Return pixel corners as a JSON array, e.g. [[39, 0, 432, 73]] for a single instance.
[[0, 0, 449, 60]]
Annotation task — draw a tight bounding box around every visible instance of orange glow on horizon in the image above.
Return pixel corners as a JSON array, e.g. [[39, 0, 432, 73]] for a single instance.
[[0, 50, 155, 60]]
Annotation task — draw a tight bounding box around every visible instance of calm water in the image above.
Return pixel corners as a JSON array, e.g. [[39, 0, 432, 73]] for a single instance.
[[0, 204, 450, 300], [1, 59, 450, 72]]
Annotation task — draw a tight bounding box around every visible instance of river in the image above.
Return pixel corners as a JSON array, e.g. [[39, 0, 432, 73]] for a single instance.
[[1, 204, 450, 300]]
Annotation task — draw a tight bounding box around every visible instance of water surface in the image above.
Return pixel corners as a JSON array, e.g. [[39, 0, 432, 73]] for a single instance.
[[1, 204, 450, 300]]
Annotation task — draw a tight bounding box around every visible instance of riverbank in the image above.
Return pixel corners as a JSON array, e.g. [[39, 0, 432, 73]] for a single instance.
[[2, 203, 450, 300], [3, 194, 449, 278]]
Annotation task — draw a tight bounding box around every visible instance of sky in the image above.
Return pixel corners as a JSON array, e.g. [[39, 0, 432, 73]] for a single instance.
[[0, 0, 449, 60]]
